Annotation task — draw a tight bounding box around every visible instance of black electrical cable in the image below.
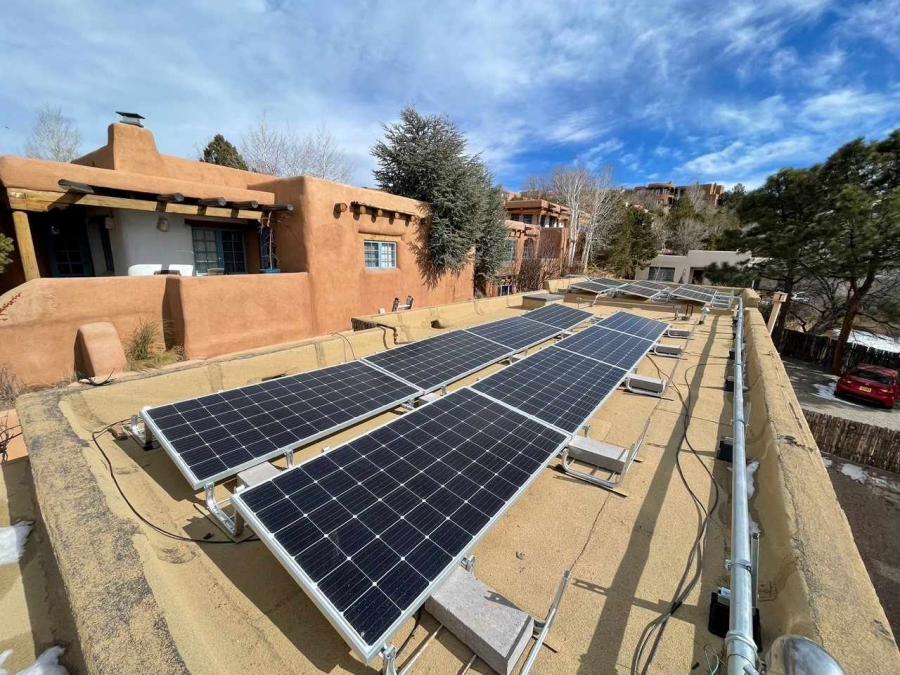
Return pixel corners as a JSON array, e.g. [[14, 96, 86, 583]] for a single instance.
[[91, 421, 258, 545], [630, 359, 723, 675]]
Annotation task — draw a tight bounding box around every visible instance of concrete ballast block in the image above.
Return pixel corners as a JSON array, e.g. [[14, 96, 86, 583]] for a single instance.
[[425, 568, 533, 675], [237, 462, 281, 489], [568, 436, 629, 474], [75, 322, 127, 378], [521, 293, 564, 309]]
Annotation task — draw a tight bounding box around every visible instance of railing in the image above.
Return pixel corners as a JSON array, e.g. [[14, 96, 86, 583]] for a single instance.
[[727, 297, 757, 674]]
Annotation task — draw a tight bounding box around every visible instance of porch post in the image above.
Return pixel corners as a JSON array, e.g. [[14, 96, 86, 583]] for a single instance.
[[11, 210, 40, 281]]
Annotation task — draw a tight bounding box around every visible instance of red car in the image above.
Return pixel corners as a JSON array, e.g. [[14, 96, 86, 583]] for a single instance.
[[835, 364, 900, 408]]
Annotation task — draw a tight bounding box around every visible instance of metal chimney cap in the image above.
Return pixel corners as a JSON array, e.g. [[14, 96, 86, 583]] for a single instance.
[[116, 111, 145, 127]]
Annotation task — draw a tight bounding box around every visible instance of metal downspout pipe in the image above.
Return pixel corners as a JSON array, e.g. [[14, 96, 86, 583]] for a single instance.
[[726, 298, 758, 675]]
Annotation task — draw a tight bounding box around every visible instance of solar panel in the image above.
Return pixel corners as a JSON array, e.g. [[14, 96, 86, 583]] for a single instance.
[[615, 283, 661, 298], [232, 388, 567, 661], [142, 362, 419, 489], [598, 311, 669, 341], [522, 303, 593, 330], [638, 280, 670, 291], [671, 285, 715, 303], [556, 324, 655, 368], [590, 277, 627, 288], [472, 346, 628, 433], [570, 280, 613, 294], [363, 331, 512, 392], [464, 316, 562, 351]]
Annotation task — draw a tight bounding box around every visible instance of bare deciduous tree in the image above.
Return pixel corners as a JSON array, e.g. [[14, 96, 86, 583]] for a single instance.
[[551, 164, 592, 267], [24, 105, 81, 162], [241, 114, 355, 182], [579, 166, 622, 272]]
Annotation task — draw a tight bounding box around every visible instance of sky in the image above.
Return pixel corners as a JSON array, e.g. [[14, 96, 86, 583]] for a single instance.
[[1, 0, 898, 191]]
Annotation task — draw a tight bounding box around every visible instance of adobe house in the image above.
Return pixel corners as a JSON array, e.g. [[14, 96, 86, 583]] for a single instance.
[[0, 116, 473, 386]]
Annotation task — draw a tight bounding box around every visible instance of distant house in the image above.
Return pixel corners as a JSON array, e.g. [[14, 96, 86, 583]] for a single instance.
[[635, 249, 749, 284], [0, 115, 472, 318], [629, 182, 724, 208]]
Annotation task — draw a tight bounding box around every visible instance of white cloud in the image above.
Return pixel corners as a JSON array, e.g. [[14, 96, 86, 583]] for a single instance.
[[840, 0, 900, 54], [799, 88, 900, 131], [680, 136, 816, 176]]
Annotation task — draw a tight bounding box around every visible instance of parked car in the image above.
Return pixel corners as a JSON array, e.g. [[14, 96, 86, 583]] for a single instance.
[[835, 364, 900, 408]]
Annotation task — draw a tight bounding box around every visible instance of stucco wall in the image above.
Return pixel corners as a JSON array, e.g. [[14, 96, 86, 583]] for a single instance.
[[744, 306, 899, 671], [0, 276, 168, 386], [175, 273, 314, 359]]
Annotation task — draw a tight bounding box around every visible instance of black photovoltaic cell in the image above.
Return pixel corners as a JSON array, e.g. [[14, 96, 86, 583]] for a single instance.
[[142, 362, 418, 487], [473, 346, 627, 432], [233, 388, 566, 659], [465, 316, 562, 351], [363, 331, 512, 391], [599, 311, 669, 341], [556, 325, 653, 368], [522, 303, 593, 330]]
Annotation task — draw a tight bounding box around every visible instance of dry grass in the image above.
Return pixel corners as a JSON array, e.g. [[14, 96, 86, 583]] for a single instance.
[[0, 364, 20, 407], [125, 320, 183, 371]]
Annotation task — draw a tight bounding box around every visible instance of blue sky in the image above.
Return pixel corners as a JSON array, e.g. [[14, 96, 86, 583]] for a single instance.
[[1, 0, 898, 190]]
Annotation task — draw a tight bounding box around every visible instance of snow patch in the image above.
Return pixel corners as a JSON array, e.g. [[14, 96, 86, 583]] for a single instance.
[[745, 460, 759, 500], [811, 383, 866, 408], [19, 647, 67, 675], [840, 463, 868, 483], [0, 521, 33, 566], [0, 647, 67, 675], [848, 330, 900, 354], [822, 457, 832, 467]]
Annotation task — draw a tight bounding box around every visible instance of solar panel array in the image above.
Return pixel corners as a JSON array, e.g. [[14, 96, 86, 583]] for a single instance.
[[670, 284, 716, 303], [363, 331, 512, 391], [615, 282, 666, 299], [142, 362, 419, 489], [556, 324, 657, 368], [233, 310, 669, 659], [599, 311, 669, 341], [520, 303, 594, 329], [570, 280, 613, 294], [590, 277, 628, 288], [142, 304, 593, 490], [473, 347, 628, 432], [232, 388, 568, 660], [464, 316, 563, 352]]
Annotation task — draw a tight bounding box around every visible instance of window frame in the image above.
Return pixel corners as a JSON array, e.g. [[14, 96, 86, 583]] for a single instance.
[[364, 240, 398, 270], [191, 226, 248, 275], [648, 266, 675, 282]]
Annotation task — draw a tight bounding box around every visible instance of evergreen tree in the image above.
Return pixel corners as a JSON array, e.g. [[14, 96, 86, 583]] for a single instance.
[[608, 207, 658, 278], [728, 167, 822, 336], [372, 107, 509, 285], [815, 131, 900, 373], [201, 134, 249, 170], [0, 233, 13, 274]]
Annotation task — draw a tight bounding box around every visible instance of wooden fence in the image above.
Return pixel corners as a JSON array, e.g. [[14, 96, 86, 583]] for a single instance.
[[804, 410, 900, 473], [777, 328, 900, 372]]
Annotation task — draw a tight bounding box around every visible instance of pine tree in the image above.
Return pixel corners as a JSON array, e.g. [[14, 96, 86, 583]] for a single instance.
[[608, 207, 657, 278], [201, 134, 249, 170], [372, 107, 509, 285], [0, 233, 13, 274]]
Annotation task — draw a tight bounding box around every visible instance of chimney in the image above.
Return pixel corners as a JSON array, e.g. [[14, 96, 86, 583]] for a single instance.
[[115, 111, 145, 127]]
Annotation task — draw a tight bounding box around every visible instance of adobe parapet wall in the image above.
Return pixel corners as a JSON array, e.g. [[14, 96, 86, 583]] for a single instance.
[[743, 306, 899, 672]]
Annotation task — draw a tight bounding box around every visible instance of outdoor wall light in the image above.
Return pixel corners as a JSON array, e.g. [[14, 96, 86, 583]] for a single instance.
[[157, 216, 170, 232]]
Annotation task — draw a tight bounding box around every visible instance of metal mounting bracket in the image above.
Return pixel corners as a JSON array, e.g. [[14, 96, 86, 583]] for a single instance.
[[205, 483, 243, 538]]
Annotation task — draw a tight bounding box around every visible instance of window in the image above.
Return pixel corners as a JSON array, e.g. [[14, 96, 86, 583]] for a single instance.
[[509, 214, 520, 222], [523, 239, 535, 259], [648, 266, 675, 282], [522, 214, 533, 225], [501, 240, 517, 263], [364, 241, 397, 269], [540, 215, 548, 226], [498, 284, 513, 296], [191, 227, 247, 275]]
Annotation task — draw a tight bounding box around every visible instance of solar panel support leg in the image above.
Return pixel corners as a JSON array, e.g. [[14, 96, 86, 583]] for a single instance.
[[205, 483, 243, 538], [520, 569, 571, 675], [461, 555, 476, 573], [381, 645, 400, 675], [284, 449, 295, 468]]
